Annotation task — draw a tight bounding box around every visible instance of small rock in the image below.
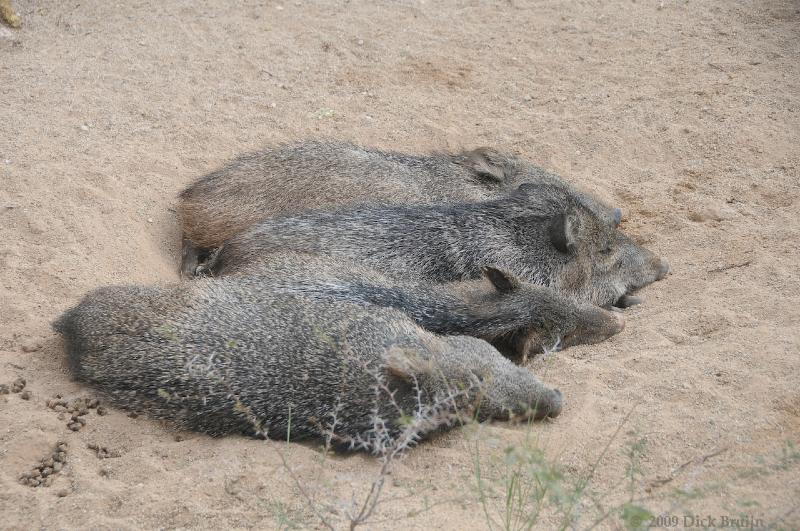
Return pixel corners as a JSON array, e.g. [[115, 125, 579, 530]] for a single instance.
[[87, 398, 99, 409], [44, 458, 54, 468], [57, 489, 70, 497], [52, 462, 63, 473], [80, 124, 89, 131], [54, 452, 67, 462], [357, 39, 364, 46], [0, 384, 9, 395], [43, 476, 54, 487], [21, 342, 42, 353], [54, 404, 67, 412], [96, 406, 108, 416], [20, 390, 31, 400], [127, 411, 138, 419], [68, 423, 81, 431], [41, 467, 52, 477]]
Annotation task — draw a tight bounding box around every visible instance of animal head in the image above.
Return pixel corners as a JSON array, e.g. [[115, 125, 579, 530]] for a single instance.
[[502, 183, 670, 308], [475, 266, 625, 359]]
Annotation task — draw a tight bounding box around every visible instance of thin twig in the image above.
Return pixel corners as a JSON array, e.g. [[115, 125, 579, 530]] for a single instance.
[[647, 447, 728, 490], [708, 260, 751, 273]]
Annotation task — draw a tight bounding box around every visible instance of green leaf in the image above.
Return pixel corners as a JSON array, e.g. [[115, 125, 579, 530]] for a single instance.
[[620, 503, 653, 530]]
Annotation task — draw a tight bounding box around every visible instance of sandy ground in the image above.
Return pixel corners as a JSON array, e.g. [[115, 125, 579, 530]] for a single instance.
[[1, 0, 799, 529]]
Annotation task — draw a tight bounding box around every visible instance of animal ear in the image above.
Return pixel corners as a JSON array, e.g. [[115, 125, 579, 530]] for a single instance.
[[482, 266, 522, 293], [613, 208, 622, 227], [459, 147, 508, 183], [549, 210, 580, 254], [384, 347, 434, 382]]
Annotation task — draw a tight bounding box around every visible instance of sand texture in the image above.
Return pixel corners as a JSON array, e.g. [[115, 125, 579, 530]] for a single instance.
[[1, 0, 798, 529]]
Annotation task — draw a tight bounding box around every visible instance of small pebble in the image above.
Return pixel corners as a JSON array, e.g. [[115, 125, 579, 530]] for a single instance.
[[20, 390, 31, 400], [0, 384, 9, 395], [96, 406, 108, 416], [57, 489, 70, 497], [21, 342, 42, 353], [52, 462, 62, 473]]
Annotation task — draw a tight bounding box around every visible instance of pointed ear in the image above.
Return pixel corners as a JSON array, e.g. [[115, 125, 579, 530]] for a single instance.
[[613, 208, 622, 227], [549, 210, 579, 254], [384, 347, 434, 383], [459, 147, 508, 183], [482, 266, 522, 293]]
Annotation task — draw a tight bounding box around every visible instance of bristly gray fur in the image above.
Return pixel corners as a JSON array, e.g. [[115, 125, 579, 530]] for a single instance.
[[177, 140, 617, 275], [207, 183, 669, 308], [53, 277, 563, 451], [230, 251, 625, 358]]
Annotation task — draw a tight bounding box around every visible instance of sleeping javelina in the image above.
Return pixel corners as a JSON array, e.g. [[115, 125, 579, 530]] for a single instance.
[[233, 251, 625, 358], [53, 278, 563, 451], [207, 183, 669, 308], [178, 140, 612, 276]]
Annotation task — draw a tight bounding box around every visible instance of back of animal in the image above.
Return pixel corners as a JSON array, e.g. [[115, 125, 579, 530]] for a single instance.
[[178, 140, 571, 251]]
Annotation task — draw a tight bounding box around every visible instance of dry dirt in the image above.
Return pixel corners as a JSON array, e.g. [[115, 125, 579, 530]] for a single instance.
[[1, 0, 799, 529]]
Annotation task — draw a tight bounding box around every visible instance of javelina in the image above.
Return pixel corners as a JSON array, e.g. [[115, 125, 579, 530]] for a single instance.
[[232, 251, 625, 358], [53, 278, 563, 450], [207, 183, 669, 308], [178, 140, 612, 276]]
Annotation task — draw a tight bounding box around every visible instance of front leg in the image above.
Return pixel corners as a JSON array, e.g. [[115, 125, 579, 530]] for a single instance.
[[180, 237, 206, 278]]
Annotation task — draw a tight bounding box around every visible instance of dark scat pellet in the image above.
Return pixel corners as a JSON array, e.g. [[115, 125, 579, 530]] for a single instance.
[[11, 378, 26, 393]]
